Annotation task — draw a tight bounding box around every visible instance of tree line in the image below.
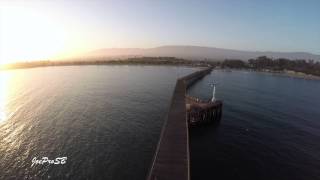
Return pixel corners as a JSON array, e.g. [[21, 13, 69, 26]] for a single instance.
[[2, 56, 320, 77], [219, 56, 320, 76]]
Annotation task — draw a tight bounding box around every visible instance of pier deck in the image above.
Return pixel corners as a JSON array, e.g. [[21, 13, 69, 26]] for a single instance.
[[147, 67, 212, 180]]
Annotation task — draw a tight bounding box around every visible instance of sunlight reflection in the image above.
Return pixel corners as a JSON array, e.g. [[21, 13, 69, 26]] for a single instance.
[[0, 71, 10, 124]]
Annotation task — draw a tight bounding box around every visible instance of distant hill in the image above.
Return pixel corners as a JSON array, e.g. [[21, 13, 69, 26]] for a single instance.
[[85, 46, 320, 61]]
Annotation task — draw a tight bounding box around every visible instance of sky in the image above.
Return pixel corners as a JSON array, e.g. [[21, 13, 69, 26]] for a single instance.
[[0, 0, 319, 63]]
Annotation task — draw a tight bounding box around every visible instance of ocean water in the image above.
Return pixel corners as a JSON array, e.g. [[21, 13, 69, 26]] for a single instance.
[[188, 70, 320, 180], [1, 66, 319, 180], [0, 65, 196, 180]]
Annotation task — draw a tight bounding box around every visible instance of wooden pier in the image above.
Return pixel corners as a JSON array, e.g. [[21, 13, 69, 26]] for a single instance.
[[147, 67, 219, 180]]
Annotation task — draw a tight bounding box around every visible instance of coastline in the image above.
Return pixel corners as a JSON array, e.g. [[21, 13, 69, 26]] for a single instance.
[[254, 69, 320, 81], [1, 58, 319, 81], [0, 58, 210, 71]]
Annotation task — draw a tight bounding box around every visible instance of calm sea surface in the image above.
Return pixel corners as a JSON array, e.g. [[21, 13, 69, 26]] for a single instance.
[[0, 65, 196, 180], [0, 66, 319, 180], [188, 70, 320, 180]]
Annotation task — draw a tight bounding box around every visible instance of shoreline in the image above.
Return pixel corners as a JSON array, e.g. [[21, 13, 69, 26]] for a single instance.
[[252, 69, 320, 81], [1, 59, 319, 81], [217, 68, 320, 81], [0, 59, 210, 71]]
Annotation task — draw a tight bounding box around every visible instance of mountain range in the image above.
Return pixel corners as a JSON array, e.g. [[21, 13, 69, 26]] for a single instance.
[[84, 46, 320, 61]]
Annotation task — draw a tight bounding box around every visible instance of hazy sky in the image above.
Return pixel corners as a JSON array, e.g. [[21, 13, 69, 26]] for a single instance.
[[0, 0, 320, 62]]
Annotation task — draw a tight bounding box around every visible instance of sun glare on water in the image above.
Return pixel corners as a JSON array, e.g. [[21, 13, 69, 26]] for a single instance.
[[0, 6, 67, 64], [0, 72, 9, 123]]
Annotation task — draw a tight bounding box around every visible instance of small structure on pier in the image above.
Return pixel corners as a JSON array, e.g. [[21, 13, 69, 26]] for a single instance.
[[186, 83, 223, 126]]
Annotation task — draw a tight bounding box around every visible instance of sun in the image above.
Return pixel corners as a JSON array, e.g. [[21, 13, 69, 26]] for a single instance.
[[0, 6, 67, 65]]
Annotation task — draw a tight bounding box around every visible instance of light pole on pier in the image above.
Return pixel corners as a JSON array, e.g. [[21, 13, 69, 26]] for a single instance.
[[210, 83, 217, 102]]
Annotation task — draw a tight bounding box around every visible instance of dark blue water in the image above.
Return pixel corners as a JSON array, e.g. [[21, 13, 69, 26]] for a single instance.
[[188, 70, 320, 180], [0, 65, 197, 180]]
